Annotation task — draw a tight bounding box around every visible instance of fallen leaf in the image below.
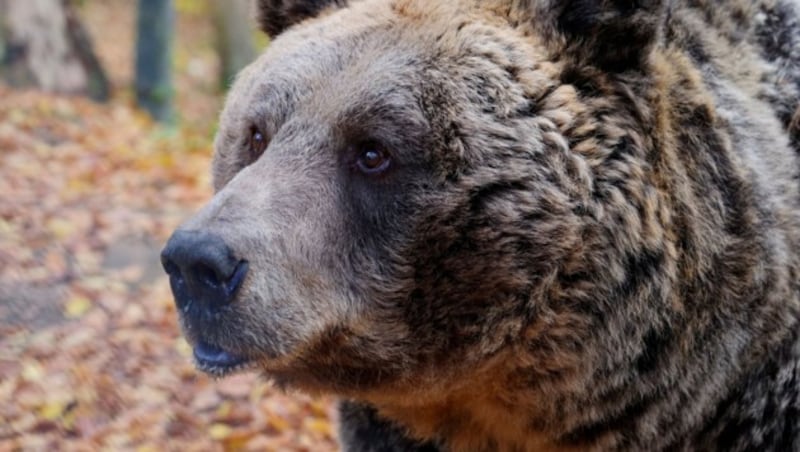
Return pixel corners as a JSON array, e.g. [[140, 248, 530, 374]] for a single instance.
[[64, 296, 92, 318], [304, 418, 333, 437], [47, 218, 76, 240], [175, 337, 192, 358], [209, 423, 232, 440], [21, 360, 44, 382], [39, 401, 68, 421]]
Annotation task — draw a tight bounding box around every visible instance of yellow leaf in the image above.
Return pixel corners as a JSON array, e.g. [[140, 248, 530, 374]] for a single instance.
[[175, 337, 192, 358], [60, 407, 77, 430], [216, 401, 232, 418], [267, 415, 290, 432], [39, 402, 66, 421], [304, 418, 333, 437], [209, 423, 232, 440], [64, 296, 92, 318], [21, 361, 44, 382], [66, 178, 91, 195], [309, 400, 329, 417], [47, 218, 75, 240], [0, 219, 13, 237], [222, 430, 256, 450]]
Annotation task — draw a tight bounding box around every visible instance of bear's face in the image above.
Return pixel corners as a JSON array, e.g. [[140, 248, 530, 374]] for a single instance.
[[164, 0, 662, 396]]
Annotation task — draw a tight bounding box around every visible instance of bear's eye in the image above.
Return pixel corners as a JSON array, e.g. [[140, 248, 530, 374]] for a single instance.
[[355, 141, 391, 175], [248, 127, 268, 162]]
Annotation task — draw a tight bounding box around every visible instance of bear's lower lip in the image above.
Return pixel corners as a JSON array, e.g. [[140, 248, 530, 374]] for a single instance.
[[193, 341, 253, 376]]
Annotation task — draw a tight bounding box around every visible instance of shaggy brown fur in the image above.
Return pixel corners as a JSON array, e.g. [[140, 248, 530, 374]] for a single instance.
[[163, 0, 800, 450]]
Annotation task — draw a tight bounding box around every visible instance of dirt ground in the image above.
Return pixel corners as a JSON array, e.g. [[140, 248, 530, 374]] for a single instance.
[[0, 2, 337, 450]]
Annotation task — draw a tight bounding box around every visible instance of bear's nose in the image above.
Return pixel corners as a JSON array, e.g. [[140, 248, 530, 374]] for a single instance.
[[161, 230, 249, 315]]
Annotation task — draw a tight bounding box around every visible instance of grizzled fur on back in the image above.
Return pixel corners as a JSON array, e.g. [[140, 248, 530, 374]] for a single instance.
[[165, 0, 800, 450]]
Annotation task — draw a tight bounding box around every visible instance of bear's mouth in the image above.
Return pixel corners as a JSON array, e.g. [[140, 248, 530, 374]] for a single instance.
[[192, 340, 255, 377]]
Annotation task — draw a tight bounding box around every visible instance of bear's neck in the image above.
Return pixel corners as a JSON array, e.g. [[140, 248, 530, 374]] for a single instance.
[[366, 359, 568, 451], [365, 303, 800, 451]]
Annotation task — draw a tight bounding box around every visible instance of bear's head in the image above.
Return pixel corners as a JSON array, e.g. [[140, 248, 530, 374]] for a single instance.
[[162, 0, 672, 402]]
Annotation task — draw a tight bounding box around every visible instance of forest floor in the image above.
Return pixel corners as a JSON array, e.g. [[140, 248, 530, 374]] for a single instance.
[[0, 1, 337, 450]]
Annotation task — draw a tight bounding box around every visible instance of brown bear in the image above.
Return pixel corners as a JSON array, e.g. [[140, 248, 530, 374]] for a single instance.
[[161, 0, 800, 450]]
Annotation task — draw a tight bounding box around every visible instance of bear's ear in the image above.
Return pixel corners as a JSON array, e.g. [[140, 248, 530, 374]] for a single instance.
[[525, 0, 668, 71], [256, 0, 348, 37]]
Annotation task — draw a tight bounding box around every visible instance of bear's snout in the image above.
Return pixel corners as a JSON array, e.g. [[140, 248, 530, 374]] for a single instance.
[[161, 229, 249, 318]]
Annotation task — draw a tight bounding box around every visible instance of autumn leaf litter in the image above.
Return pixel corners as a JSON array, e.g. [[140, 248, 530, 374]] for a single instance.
[[0, 2, 338, 450]]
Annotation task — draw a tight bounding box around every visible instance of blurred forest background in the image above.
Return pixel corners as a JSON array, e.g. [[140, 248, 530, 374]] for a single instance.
[[0, 0, 337, 450]]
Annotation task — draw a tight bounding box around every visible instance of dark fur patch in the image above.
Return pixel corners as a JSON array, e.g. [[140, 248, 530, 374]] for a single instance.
[[256, 0, 347, 36], [558, 392, 658, 447], [338, 401, 441, 451], [555, 0, 667, 70], [635, 325, 673, 375]]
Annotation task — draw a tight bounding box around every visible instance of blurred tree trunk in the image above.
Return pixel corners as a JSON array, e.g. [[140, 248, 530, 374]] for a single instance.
[[0, 0, 109, 101], [135, 0, 174, 123], [211, 0, 256, 90]]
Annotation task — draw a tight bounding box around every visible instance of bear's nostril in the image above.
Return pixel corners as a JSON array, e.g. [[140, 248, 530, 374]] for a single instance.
[[163, 259, 181, 278], [161, 230, 248, 314], [194, 263, 222, 288], [225, 260, 249, 300]]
